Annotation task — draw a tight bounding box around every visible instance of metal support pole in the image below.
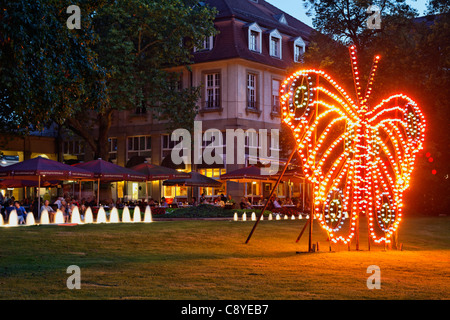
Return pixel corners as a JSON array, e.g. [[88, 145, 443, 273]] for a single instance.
[[295, 218, 310, 243], [245, 147, 297, 244], [308, 189, 314, 252]]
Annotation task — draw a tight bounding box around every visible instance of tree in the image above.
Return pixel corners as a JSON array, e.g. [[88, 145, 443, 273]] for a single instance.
[[302, 0, 450, 214], [0, 0, 107, 136], [63, 0, 218, 160]]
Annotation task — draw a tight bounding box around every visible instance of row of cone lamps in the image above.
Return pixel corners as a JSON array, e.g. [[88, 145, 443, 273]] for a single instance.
[[233, 212, 309, 221], [0, 205, 153, 227]]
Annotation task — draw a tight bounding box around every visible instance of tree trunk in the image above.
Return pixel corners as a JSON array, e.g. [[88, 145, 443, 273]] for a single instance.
[[96, 109, 113, 160], [65, 108, 113, 161]]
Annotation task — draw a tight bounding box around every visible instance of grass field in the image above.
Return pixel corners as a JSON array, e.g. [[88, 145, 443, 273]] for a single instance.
[[0, 215, 449, 300]]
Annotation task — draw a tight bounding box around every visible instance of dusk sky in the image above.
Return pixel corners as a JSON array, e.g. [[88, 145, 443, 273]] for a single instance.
[[265, 0, 430, 28]]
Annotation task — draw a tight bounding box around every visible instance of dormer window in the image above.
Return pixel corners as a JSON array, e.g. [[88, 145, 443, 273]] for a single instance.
[[274, 13, 288, 25], [269, 29, 282, 59], [247, 22, 262, 53], [194, 35, 214, 52], [293, 37, 306, 62]]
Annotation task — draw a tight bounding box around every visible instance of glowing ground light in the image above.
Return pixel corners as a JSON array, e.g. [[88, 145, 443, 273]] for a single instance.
[[280, 46, 426, 245]]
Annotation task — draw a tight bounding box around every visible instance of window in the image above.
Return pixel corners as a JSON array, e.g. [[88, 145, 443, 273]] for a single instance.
[[293, 37, 306, 62], [272, 79, 281, 113], [127, 135, 151, 161], [135, 101, 147, 115], [108, 137, 117, 161], [247, 22, 262, 53], [269, 29, 282, 58], [203, 36, 213, 51], [245, 131, 259, 151], [270, 37, 280, 57], [250, 31, 259, 52], [63, 140, 84, 155], [294, 45, 304, 62], [161, 134, 176, 159], [169, 73, 183, 92], [199, 168, 226, 197], [247, 73, 257, 110], [194, 36, 213, 52], [205, 73, 221, 109]]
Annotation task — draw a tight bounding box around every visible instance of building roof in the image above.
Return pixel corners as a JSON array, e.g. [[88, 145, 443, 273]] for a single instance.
[[210, 0, 313, 38], [194, 0, 315, 69], [413, 13, 446, 27]]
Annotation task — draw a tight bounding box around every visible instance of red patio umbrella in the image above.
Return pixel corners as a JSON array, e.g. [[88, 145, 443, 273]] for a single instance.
[[0, 156, 94, 215], [73, 159, 147, 205]]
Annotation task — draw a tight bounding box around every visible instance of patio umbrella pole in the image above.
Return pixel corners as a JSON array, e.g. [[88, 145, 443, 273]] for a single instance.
[[97, 178, 100, 206], [245, 147, 297, 244], [38, 175, 41, 219]]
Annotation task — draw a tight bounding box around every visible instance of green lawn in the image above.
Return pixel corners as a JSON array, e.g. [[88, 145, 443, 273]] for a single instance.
[[0, 216, 449, 299]]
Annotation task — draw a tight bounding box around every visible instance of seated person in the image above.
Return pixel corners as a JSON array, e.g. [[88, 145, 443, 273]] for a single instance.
[[160, 197, 168, 208], [239, 198, 247, 209], [273, 197, 282, 209], [4, 200, 15, 221], [79, 204, 87, 220], [284, 197, 293, 206], [13, 201, 27, 224], [54, 197, 64, 209], [60, 205, 70, 223], [41, 199, 55, 220], [214, 198, 225, 207]]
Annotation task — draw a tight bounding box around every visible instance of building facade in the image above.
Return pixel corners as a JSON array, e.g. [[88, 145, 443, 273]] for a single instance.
[[98, 0, 313, 203], [105, 0, 314, 203], [1, 0, 314, 204]]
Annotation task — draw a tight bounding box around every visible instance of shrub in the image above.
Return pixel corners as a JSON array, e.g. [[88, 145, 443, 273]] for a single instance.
[[163, 205, 273, 218]]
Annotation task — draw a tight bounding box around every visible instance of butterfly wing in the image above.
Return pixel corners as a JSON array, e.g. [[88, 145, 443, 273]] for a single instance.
[[280, 70, 363, 243], [366, 94, 426, 242]]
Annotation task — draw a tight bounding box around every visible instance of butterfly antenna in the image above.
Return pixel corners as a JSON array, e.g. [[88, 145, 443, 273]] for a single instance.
[[349, 45, 364, 109], [363, 55, 381, 105]]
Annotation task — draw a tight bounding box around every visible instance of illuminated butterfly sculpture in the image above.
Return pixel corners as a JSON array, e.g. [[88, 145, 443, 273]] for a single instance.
[[280, 46, 425, 245]]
